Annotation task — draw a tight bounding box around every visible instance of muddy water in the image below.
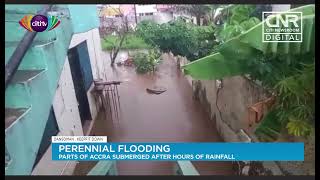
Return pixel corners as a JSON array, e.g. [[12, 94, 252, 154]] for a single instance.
[[78, 51, 234, 175]]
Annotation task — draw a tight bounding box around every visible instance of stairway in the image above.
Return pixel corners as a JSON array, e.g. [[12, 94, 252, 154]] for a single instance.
[[5, 5, 74, 175]]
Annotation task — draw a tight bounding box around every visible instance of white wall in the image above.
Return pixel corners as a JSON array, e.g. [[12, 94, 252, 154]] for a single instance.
[[155, 12, 173, 24], [32, 58, 84, 175], [136, 5, 157, 15], [138, 12, 173, 24], [69, 28, 104, 80], [69, 28, 105, 121], [173, 13, 197, 24], [32, 28, 104, 175]]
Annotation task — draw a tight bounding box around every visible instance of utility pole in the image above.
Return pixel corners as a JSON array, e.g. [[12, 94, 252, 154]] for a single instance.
[[134, 4, 138, 25]]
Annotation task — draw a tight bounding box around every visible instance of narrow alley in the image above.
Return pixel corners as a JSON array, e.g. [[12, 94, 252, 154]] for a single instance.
[[5, 4, 315, 176], [74, 52, 235, 175]]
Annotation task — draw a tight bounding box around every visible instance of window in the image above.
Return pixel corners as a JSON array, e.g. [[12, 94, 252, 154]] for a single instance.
[[33, 107, 59, 169]]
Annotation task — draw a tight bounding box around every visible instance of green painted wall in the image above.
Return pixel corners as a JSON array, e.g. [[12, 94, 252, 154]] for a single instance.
[[5, 4, 100, 175], [68, 5, 100, 33]]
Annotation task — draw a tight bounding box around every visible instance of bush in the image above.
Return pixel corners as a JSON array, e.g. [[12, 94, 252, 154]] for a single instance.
[[214, 5, 261, 43], [136, 20, 217, 61], [101, 33, 151, 50], [132, 48, 161, 74], [183, 5, 315, 139]]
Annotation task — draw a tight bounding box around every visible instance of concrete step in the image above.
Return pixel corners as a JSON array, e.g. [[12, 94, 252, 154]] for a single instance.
[[5, 107, 31, 131], [5, 69, 46, 108], [5, 40, 56, 69], [11, 69, 46, 84], [5, 68, 53, 175], [5, 5, 74, 175]]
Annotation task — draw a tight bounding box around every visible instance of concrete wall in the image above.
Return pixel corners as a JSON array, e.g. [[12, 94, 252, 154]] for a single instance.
[[32, 28, 105, 175], [69, 28, 104, 81], [173, 13, 197, 24], [32, 59, 83, 175], [176, 55, 265, 141], [69, 28, 105, 122], [177, 54, 315, 175], [68, 5, 100, 34], [138, 12, 173, 24], [136, 5, 157, 15]]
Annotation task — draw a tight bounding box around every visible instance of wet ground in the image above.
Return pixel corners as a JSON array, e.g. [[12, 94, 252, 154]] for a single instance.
[[74, 52, 234, 175]]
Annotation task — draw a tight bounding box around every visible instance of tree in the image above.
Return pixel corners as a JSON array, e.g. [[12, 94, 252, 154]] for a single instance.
[[183, 5, 315, 140], [174, 5, 217, 25], [103, 7, 131, 66], [136, 19, 216, 61]]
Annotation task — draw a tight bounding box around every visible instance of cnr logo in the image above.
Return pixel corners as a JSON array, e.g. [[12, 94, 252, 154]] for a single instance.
[[262, 11, 302, 42], [265, 13, 300, 28]]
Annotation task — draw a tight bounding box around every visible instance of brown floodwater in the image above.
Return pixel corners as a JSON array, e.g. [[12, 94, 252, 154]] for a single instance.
[[74, 52, 235, 175]]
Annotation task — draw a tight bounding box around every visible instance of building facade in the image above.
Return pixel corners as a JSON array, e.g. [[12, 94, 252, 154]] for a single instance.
[[5, 4, 105, 175]]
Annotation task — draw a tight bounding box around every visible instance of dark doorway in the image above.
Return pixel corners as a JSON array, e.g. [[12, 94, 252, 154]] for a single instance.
[[67, 41, 93, 125]]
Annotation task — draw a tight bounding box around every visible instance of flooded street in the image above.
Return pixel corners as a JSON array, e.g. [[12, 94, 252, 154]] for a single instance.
[[76, 51, 234, 175]]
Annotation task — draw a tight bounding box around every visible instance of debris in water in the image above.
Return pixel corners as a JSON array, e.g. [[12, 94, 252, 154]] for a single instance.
[[146, 86, 167, 95]]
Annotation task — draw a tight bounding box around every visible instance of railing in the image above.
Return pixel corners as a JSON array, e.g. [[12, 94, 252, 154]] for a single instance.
[[93, 80, 122, 125], [4, 5, 53, 89]]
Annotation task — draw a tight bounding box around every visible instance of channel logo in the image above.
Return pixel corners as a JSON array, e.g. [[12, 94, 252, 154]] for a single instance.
[[19, 15, 60, 32], [262, 12, 302, 42]]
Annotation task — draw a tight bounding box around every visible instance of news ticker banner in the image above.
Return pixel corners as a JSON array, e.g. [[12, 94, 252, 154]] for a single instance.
[[51, 136, 304, 161]]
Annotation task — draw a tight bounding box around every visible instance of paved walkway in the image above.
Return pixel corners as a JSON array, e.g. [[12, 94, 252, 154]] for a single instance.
[[78, 53, 234, 175]]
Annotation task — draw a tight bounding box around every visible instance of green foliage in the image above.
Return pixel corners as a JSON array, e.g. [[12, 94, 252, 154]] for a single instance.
[[195, 25, 217, 58], [183, 52, 252, 80], [136, 20, 217, 61], [133, 48, 161, 74], [255, 109, 282, 142], [174, 5, 212, 16], [214, 5, 261, 43], [174, 5, 213, 25], [254, 60, 314, 141], [286, 119, 313, 137], [183, 5, 315, 139], [101, 33, 151, 50]]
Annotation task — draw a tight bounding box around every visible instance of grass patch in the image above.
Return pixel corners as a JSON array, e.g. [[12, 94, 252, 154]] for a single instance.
[[101, 33, 152, 51]]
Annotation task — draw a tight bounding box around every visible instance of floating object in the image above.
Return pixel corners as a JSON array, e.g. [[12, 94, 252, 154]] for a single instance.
[[146, 86, 167, 94]]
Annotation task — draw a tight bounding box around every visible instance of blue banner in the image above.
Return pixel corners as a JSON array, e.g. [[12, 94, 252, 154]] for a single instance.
[[52, 142, 304, 161]]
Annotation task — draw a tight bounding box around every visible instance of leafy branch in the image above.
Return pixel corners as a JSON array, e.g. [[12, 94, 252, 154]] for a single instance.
[[183, 5, 315, 140]]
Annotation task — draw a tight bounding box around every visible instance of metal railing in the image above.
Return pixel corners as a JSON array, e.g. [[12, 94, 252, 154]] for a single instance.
[[93, 80, 122, 125], [5, 5, 53, 89]]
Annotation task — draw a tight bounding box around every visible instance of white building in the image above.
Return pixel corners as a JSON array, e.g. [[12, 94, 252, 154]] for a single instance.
[[136, 4, 157, 16], [31, 9, 106, 176]]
